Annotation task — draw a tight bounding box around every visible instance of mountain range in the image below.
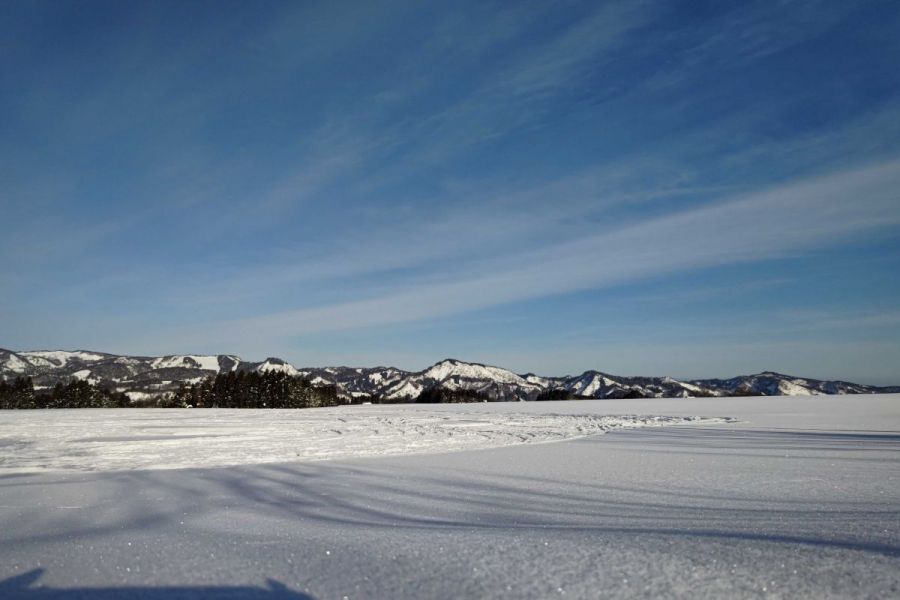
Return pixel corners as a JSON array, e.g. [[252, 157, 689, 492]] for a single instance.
[[2, 348, 897, 403]]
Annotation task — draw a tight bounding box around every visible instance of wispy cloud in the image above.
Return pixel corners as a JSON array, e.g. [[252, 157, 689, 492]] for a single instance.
[[3, 1, 899, 381], [403, 2, 657, 159], [163, 158, 899, 345]]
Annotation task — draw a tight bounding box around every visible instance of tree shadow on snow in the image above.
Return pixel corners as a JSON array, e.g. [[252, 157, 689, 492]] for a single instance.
[[0, 569, 316, 600], [2, 426, 899, 560]]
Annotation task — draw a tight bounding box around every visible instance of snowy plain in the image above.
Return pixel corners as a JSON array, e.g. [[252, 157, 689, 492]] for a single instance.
[[1, 395, 899, 599], [0, 408, 733, 473]]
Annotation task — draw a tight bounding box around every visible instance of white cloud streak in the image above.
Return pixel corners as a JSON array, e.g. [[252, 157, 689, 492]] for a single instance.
[[180, 158, 900, 343]]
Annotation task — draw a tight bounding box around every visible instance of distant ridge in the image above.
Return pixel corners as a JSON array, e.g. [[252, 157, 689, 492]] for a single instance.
[[1, 349, 897, 403]]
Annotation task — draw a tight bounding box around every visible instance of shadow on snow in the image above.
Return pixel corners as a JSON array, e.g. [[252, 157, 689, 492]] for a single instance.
[[2, 427, 899, 560], [0, 569, 315, 600]]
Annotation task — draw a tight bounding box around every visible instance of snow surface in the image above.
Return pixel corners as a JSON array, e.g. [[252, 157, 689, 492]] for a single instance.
[[21, 350, 106, 366], [1, 353, 27, 373], [578, 374, 605, 396], [778, 379, 817, 396], [0, 409, 730, 473], [385, 380, 424, 399], [524, 373, 550, 386], [256, 360, 300, 376], [1, 395, 898, 599], [123, 391, 158, 402], [424, 359, 528, 385], [672, 378, 704, 393], [150, 355, 220, 371]]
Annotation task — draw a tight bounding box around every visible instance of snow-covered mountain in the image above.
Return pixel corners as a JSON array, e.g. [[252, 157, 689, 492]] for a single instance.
[[688, 371, 889, 396], [387, 358, 545, 401], [557, 372, 708, 399], [0, 349, 276, 400], [1, 348, 896, 402]]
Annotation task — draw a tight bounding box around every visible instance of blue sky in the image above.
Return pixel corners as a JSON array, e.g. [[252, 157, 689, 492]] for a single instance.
[[2, 0, 899, 383]]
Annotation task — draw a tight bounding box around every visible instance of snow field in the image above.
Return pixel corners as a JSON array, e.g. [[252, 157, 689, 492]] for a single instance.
[[0, 395, 898, 598], [0, 407, 734, 473]]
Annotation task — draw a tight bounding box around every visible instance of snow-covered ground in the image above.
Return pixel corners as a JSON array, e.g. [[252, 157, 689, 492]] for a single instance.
[[1, 395, 898, 599], [0, 408, 732, 473]]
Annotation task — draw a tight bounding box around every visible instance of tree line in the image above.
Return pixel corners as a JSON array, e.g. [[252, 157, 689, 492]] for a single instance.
[[0, 371, 340, 409], [0, 376, 130, 409], [168, 370, 340, 408], [414, 386, 490, 403]]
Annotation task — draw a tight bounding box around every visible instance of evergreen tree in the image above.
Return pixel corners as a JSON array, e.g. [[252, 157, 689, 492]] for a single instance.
[[1, 372, 339, 409], [415, 386, 489, 404], [0, 376, 35, 409]]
